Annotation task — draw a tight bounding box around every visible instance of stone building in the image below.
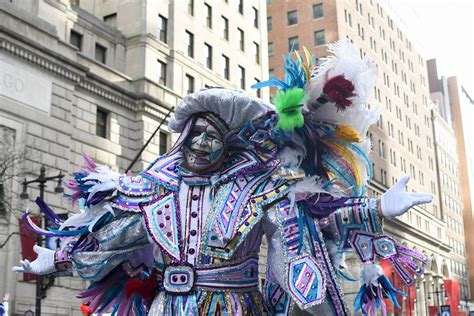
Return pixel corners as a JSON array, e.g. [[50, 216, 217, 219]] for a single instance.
[[0, 0, 268, 314], [266, 0, 464, 314]]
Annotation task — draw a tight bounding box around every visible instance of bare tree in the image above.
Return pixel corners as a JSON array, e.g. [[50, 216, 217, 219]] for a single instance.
[[0, 126, 37, 221]]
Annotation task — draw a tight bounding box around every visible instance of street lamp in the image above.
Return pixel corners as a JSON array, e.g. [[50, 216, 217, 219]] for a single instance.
[[21, 165, 64, 316], [427, 281, 446, 316]]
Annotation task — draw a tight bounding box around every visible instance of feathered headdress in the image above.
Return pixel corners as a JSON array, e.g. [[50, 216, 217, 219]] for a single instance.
[[252, 40, 379, 195]]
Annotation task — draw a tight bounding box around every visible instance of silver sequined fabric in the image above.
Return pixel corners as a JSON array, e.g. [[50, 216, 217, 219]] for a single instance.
[[72, 214, 148, 280]]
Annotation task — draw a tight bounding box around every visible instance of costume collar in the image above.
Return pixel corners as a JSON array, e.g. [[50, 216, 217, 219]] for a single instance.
[[179, 167, 214, 186], [141, 152, 183, 191], [141, 150, 265, 190]]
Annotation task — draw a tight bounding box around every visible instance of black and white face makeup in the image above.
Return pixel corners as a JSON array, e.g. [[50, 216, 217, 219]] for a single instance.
[[183, 117, 225, 173]]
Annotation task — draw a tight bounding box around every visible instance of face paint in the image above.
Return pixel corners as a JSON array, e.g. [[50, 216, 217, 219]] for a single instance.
[[183, 117, 225, 173]]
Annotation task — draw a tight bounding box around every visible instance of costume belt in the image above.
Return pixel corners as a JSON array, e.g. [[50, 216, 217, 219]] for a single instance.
[[162, 256, 259, 294]]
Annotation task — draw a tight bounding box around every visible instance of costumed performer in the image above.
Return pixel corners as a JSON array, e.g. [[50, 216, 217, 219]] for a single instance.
[[14, 40, 432, 315]]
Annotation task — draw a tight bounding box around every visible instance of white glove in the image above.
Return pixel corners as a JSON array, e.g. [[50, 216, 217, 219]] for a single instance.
[[12, 245, 57, 275], [380, 176, 433, 218]]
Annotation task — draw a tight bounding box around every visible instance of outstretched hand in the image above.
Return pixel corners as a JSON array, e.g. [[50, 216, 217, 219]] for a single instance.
[[380, 176, 433, 218], [12, 245, 56, 275]]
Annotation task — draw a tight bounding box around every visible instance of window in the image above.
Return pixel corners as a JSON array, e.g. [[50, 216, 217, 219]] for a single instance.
[[103, 13, 117, 27], [268, 42, 274, 57], [254, 42, 260, 64], [378, 140, 385, 159], [238, 28, 245, 51], [70, 30, 82, 51], [313, 3, 324, 19], [187, 0, 194, 15], [400, 157, 406, 172], [159, 15, 168, 43], [96, 107, 109, 138], [222, 54, 230, 80], [344, 10, 352, 27], [255, 78, 261, 97], [205, 43, 213, 69], [239, 66, 246, 89], [288, 36, 299, 50], [381, 169, 387, 185], [158, 60, 167, 86], [186, 30, 194, 57], [390, 149, 396, 166], [95, 43, 107, 64], [314, 30, 325, 46], [205, 3, 212, 28], [238, 0, 244, 14], [222, 16, 229, 40], [186, 74, 195, 94], [267, 17, 272, 32], [287, 10, 298, 25], [358, 0, 363, 14], [159, 131, 168, 155], [253, 7, 259, 28], [357, 24, 365, 40]]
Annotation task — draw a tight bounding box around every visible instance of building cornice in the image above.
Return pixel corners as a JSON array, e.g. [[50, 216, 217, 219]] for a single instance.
[[78, 80, 136, 111]]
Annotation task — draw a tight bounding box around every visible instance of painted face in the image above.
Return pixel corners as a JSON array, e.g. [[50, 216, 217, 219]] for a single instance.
[[183, 117, 225, 173]]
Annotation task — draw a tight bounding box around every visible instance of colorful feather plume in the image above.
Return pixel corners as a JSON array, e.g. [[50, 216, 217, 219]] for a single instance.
[[251, 49, 314, 132], [273, 88, 306, 131], [320, 138, 364, 195], [354, 264, 406, 316], [78, 266, 159, 316], [251, 40, 378, 193], [252, 49, 313, 92], [307, 40, 377, 110], [335, 124, 362, 143], [65, 152, 120, 207], [322, 74, 356, 110]]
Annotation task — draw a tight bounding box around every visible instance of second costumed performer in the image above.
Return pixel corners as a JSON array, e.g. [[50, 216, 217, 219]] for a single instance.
[[14, 40, 432, 315]]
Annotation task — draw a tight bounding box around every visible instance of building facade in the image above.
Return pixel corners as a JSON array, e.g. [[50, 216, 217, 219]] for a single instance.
[[449, 81, 474, 306], [0, 0, 268, 314], [428, 60, 471, 314], [267, 0, 466, 314]]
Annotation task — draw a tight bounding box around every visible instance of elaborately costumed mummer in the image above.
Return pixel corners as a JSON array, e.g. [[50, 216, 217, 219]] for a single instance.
[[14, 41, 432, 315]]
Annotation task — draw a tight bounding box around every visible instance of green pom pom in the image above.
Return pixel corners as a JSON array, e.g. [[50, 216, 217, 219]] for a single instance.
[[274, 88, 306, 131]]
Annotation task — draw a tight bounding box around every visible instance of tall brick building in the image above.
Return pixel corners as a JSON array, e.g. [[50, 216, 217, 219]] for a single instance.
[[267, 0, 469, 314]]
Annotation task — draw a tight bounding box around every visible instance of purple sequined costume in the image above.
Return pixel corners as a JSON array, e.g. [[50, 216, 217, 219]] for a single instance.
[[23, 88, 428, 315]]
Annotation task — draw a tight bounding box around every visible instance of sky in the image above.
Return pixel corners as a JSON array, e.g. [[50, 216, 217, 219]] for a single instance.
[[386, 0, 474, 95]]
